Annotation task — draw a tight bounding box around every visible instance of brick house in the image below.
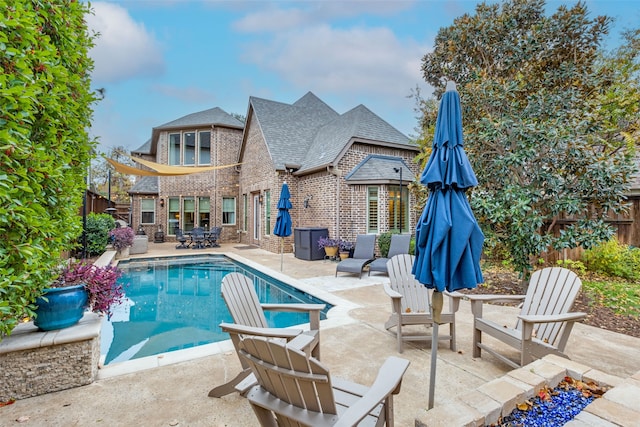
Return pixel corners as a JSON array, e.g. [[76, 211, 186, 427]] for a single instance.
[[128, 92, 420, 254]]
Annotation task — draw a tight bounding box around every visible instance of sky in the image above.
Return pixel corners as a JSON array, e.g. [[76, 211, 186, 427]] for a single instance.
[[86, 0, 640, 154]]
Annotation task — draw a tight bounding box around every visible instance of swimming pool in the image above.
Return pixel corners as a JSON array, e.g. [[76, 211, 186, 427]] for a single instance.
[[101, 254, 332, 365]]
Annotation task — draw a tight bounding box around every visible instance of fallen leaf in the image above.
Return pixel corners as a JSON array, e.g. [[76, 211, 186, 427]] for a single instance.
[[0, 399, 15, 407], [16, 416, 30, 423]]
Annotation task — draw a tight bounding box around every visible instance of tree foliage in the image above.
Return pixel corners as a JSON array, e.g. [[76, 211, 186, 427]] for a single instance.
[[420, 0, 639, 275], [0, 0, 97, 337], [91, 146, 134, 203]]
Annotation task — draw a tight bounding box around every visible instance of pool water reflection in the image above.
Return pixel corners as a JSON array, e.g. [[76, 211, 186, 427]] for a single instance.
[[101, 255, 331, 365]]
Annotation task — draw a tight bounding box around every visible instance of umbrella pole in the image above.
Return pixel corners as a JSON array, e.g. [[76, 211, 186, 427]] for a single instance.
[[280, 238, 284, 271], [429, 322, 439, 409], [428, 291, 443, 410]]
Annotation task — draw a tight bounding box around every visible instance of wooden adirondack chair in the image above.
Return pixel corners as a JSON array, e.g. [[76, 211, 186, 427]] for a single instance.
[[238, 335, 410, 427], [208, 272, 325, 398], [383, 254, 462, 353], [467, 267, 587, 368]]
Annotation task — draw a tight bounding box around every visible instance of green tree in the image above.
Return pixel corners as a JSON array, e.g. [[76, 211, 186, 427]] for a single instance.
[[0, 0, 97, 337], [420, 0, 639, 276], [91, 146, 134, 203]]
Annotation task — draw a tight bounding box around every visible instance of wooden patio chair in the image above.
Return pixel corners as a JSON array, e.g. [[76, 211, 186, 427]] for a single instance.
[[335, 234, 376, 278], [208, 272, 325, 398], [369, 234, 411, 276], [238, 335, 410, 427], [467, 266, 587, 368], [384, 254, 462, 353]]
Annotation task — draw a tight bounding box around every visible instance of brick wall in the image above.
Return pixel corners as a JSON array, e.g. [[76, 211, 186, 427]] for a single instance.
[[130, 125, 243, 243]]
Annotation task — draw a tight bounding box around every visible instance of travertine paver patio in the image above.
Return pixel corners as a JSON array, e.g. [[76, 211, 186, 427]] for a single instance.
[[1, 242, 639, 426]]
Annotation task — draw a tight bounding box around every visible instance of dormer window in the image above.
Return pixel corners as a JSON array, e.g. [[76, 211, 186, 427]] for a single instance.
[[168, 130, 211, 166]]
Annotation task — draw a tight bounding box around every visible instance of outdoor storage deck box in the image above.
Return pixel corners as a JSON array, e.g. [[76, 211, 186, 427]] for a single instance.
[[294, 227, 328, 261]]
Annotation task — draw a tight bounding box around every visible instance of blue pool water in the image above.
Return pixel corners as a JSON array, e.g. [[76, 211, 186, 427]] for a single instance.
[[101, 254, 331, 365]]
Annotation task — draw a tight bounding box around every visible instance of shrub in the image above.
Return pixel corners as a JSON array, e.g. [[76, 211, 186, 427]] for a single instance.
[[0, 1, 97, 338], [109, 227, 135, 251], [377, 232, 393, 257], [581, 237, 640, 281], [85, 213, 115, 256]]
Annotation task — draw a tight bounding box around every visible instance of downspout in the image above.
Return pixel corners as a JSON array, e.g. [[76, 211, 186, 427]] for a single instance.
[[327, 165, 340, 239]]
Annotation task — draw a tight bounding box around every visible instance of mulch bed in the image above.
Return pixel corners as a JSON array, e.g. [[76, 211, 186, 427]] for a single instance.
[[460, 268, 640, 339]]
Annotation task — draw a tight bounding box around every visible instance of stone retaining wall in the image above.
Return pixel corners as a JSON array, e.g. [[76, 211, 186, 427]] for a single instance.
[[0, 313, 102, 401]]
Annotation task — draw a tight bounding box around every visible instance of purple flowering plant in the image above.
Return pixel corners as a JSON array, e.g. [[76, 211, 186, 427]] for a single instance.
[[317, 236, 340, 249], [52, 260, 125, 317], [109, 226, 135, 250]]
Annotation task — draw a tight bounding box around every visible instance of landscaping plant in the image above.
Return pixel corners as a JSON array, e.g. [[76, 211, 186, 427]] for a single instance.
[[0, 1, 98, 338], [419, 0, 639, 278], [85, 213, 116, 256], [52, 260, 124, 318]]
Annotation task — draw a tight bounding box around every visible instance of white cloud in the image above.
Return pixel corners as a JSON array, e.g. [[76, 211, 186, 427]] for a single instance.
[[243, 24, 427, 98], [86, 2, 165, 83]]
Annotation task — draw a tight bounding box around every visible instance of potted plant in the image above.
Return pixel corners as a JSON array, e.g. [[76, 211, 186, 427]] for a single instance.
[[34, 260, 124, 331], [339, 240, 353, 260], [317, 236, 340, 258], [109, 226, 135, 259]]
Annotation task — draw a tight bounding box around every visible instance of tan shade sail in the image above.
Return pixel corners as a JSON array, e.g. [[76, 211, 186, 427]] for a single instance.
[[106, 154, 240, 176]]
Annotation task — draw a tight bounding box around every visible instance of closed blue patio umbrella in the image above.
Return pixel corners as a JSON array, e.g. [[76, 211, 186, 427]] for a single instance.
[[273, 182, 293, 271], [412, 81, 484, 409]]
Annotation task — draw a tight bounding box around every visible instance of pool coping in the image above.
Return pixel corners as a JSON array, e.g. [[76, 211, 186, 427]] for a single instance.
[[98, 252, 361, 379]]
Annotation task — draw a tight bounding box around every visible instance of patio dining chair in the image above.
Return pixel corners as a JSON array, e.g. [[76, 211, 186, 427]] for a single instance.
[[191, 227, 206, 249], [208, 272, 325, 398], [467, 267, 587, 368], [206, 226, 221, 247], [175, 228, 189, 249]]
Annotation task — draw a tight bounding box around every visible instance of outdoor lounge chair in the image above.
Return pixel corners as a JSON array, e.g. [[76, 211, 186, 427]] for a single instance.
[[384, 254, 462, 353], [208, 272, 325, 398], [369, 234, 411, 276], [335, 234, 376, 278], [467, 267, 587, 368], [237, 335, 410, 427]]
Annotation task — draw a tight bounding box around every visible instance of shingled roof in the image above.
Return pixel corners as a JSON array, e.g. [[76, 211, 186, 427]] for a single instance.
[[128, 176, 158, 195], [132, 107, 244, 155], [246, 92, 417, 173]]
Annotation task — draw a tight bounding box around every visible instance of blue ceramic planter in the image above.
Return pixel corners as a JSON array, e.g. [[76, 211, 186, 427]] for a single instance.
[[34, 285, 88, 331]]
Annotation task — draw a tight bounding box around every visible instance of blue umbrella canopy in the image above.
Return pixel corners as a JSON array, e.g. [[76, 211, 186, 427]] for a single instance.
[[273, 182, 292, 238], [412, 85, 484, 292]]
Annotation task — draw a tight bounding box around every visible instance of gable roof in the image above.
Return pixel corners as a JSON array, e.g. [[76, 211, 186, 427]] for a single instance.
[[243, 92, 417, 173], [132, 107, 244, 155], [345, 155, 414, 184], [128, 176, 158, 194]]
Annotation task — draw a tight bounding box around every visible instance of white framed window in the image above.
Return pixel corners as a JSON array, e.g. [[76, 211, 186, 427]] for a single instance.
[[389, 186, 409, 233], [223, 197, 236, 225], [367, 186, 379, 234], [167, 130, 211, 166], [140, 199, 155, 224]]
